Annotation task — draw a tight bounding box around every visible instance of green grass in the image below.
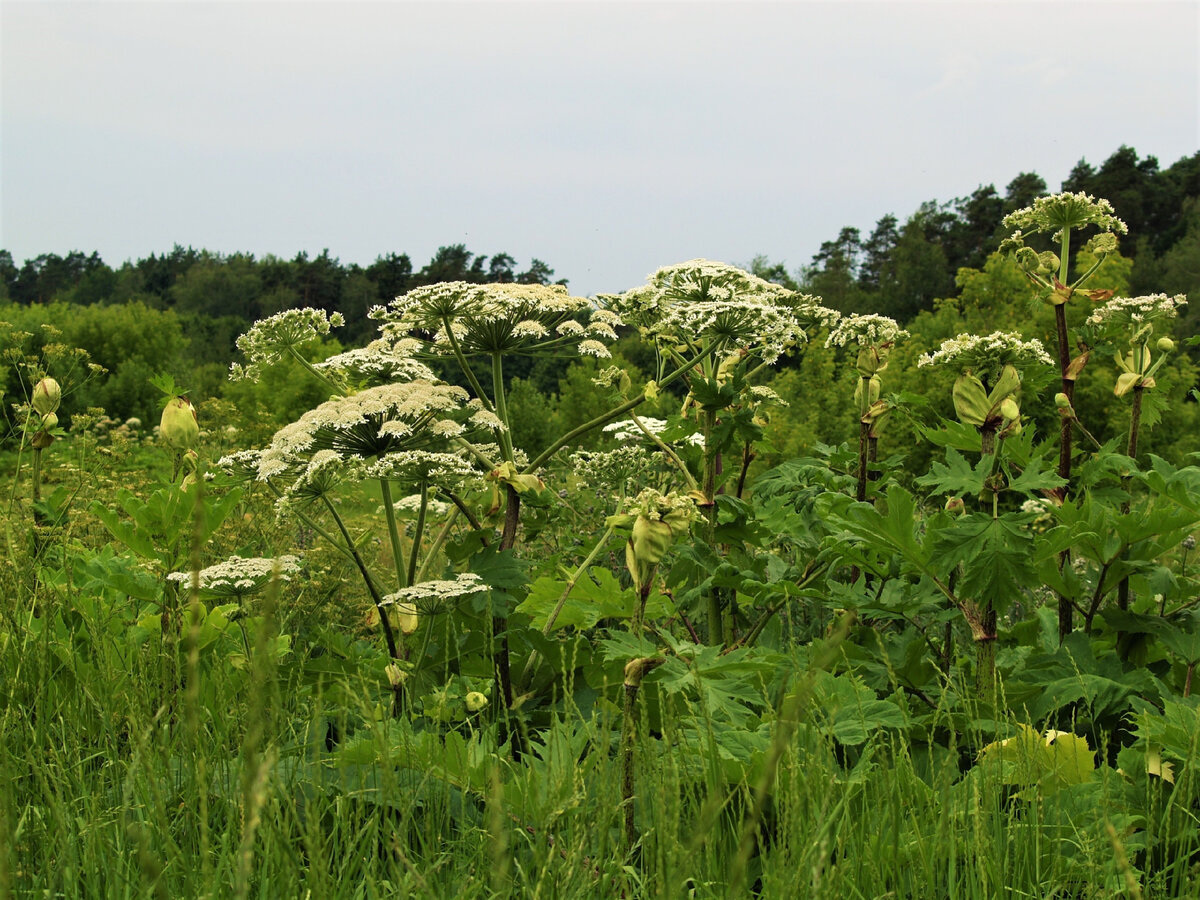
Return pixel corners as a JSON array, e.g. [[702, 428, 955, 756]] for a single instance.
[[2, 436, 1199, 899]]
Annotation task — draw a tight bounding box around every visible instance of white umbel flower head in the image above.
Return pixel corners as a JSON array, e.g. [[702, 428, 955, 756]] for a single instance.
[[373, 282, 613, 358], [256, 381, 469, 480], [825, 314, 909, 349], [168, 555, 302, 599], [1001, 192, 1128, 239], [381, 572, 487, 615], [918, 332, 1054, 381], [314, 339, 438, 386], [1086, 294, 1187, 329], [231, 309, 345, 382], [599, 260, 805, 363]]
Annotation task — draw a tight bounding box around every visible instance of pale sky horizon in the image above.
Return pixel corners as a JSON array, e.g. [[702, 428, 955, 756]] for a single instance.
[[2, 0, 1198, 298]]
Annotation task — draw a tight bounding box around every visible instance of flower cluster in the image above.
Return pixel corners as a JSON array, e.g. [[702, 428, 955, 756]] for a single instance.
[[1085, 294, 1187, 329], [372, 282, 614, 358], [918, 331, 1054, 378], [394, 494, 451, 517], [600, 260, 806, 363], [1001, 192, 1128, 239], [382, 573, 486, 615], [256, 381, 469, 479], [569, 445, 658, 492], [365, 450, 478, 490], [621, 487, 702, 525], [168, 555, 302, 599], [314, 339, 437, 386], [603, 417, 704, 446], [825, 314, 909, 350], [230, 309, 344, 382], [656, 300, 803, 364]]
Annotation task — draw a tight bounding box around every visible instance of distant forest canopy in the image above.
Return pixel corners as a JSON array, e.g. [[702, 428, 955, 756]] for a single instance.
[[2, 143, 1198, 365]]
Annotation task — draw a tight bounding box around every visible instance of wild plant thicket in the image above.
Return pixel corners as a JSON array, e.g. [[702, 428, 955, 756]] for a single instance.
[[4, 192, 1200, 898]]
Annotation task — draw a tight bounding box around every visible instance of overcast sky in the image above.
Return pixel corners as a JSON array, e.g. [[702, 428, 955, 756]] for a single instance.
[[2, 0, 1197, 297]]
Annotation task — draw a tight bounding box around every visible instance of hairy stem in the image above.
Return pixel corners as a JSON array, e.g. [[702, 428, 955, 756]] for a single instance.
[[1117, 385, 1145, 642], [407, 481, 429, 587], [321, 495, 400, 662], [526, 344, 720, 472], [414, 507, 460, 584], [379, 478, 409, 592], [491, 352, 515, 463], [518, 524, 618, 689], [441, 314, 494, 414]]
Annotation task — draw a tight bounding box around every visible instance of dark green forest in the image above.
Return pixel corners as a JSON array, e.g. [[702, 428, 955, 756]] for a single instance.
[[3, 144, 1198, 428]]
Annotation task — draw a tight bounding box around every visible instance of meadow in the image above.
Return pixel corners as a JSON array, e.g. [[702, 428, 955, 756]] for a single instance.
[[2, 193, 1199, 899]]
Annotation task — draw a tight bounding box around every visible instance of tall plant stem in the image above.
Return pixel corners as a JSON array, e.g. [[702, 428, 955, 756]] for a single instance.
[[701, 409, 723, 646], [1054, 228, 1077, 641], [855, 376, 873, 503], [287, 346, 344, 396], [525, 344, 720, 473], [414, 507, 461, 584], [379, 479, 409, 592], [492, 484, 520, 712], [30, 447, 42, 509], [518, 524, 617, 688], [976, 424, 999, 692], [407, 482, 429, 587], [856, 421, 870, 503], [441, 315, 494, 414], [320, 495, 400, 663], [490, 353, 515, 462], [622, 657, 663, 855], [735, 440, 754, 500], [1117, 384, 1145, 620]]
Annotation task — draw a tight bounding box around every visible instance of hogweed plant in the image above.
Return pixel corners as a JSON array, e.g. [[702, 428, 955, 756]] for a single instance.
[[1002, 192, 1128, 638], [601, 260, 834, 645], [1084, 293, 1187, 618], [825, 314, 908, 503], [910, 332, 1057, 686]]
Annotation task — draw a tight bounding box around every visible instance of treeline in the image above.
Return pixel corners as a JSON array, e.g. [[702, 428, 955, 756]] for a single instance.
[[762, 145, 1200, 330], [1, 144, 1197, 430], [0, 244, 565, 359]]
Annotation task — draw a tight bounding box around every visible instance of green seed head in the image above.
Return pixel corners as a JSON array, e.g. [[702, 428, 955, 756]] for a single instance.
[[32, 378, 61, 416], [160, 397, 199, 450]]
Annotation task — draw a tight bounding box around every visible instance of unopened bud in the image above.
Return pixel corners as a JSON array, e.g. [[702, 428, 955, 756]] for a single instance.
[[385, 663, 406, 687], [394, 601, 419, 635], [465, 691, 488, 712], [999, 398, 1020, 421], [160, 396, 199, 450], [1054, 393, 1071, 409], [41, 412, 58, 430], [945, 497, 966, 515], [32, 378, 61, 415], [1157, 337, 1175, 353]]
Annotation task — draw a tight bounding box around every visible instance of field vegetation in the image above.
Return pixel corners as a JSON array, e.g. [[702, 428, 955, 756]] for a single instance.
[[2, 159, 1200, 898]]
